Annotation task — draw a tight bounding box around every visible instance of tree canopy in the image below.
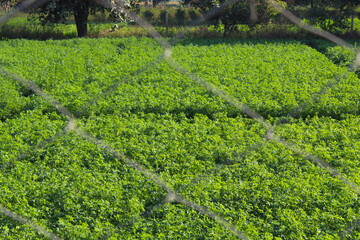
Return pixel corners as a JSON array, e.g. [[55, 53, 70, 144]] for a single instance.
[[183, 0, 284, 37], [183, 0, 359, 36], [26, 0, 134, 37], [298, 0, 360, 33]]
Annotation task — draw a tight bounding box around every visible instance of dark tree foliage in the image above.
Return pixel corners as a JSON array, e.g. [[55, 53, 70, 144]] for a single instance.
[[27, 0, 136, 37], [295, 0, 359, 9], [29, 0, 103, 37], [183, 0, 280, 37], [184, 0, 359, 35], [301, 0, 360, 32], [152, 0, 163, 7]]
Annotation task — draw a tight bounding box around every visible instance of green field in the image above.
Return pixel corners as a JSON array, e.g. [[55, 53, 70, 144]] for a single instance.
[[0, 38, 360, 239]]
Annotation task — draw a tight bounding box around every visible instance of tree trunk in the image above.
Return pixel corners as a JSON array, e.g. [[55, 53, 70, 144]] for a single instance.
[[153, 0, 161, 8], [223, 24, 229, 38], [74, 0, 90, 37], [228, 24, 235, 37], [350, 11, 355, 36], [250, 0, 258, 23], [286, 0, 295, 6]]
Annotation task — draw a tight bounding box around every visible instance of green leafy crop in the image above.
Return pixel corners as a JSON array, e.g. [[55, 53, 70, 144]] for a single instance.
[[0, 38, 359, 239]]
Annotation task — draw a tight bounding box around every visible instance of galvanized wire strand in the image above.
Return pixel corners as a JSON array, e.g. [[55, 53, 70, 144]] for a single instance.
[[0, 0, 49, 25], [73, 54, 165, 118], [72, 125, 175, 193], [266, 0, 356, 51], [184, 0, 244, 28], [266, 131, 360, 195], [0, 69, 75, 124], [175, 195, 250, 240], [277, 70, 351, 123], [0, 205, 61, 240], [1, 127, 69, 171], [338, 219, 360, 239]]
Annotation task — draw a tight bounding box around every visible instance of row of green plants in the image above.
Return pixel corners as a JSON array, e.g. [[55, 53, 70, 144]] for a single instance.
[[1, 38, 359, 119], [298, 39, 360, 78], [0, 37, 359, 239], [1, 105, 360, 239]]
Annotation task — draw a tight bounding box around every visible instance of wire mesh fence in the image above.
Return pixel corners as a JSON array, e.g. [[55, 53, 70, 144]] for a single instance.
[[0, 0, 359, 239]]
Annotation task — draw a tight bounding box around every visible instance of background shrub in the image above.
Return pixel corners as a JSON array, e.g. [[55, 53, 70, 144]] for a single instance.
[[175, 9, 186, 26], [142, 10, 154, 22]]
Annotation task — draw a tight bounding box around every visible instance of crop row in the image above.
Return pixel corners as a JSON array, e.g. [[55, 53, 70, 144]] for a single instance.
[[0, 38, 359, 120], [1, 108, 359, 239]]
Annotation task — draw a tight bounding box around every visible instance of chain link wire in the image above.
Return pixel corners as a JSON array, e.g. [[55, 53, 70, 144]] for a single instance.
[[0, 0, 359, 239]]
